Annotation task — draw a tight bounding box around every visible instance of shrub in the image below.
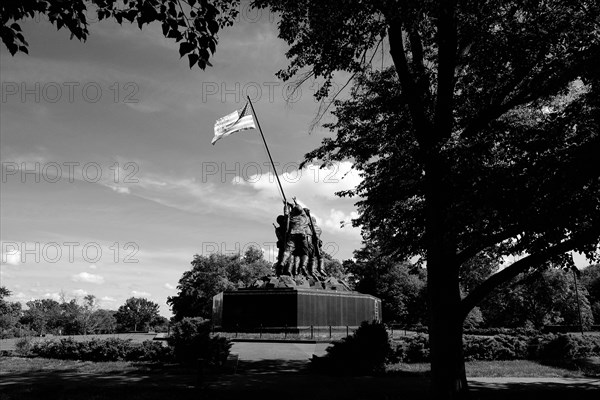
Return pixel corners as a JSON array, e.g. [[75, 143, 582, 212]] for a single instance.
[[32, 337, 85, 360], [1, 326, 36, 339], [14, 337, 33, 356], [537, 333, 600, 360], [463, 327, 540, 336], [393, 333, 430, 363], [311, 320, 395, 375], [86, 338, 131, 361], [127, 340, 173, 362], [29, 337, 173, 362], [391, 332, 600, 363], [463, 307, 484, 330], [168, 317, 231, 366], [463, 335, 528, 361]]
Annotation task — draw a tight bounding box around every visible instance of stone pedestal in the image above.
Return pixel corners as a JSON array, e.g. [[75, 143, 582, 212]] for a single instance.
[[212, 287, 382, 329]]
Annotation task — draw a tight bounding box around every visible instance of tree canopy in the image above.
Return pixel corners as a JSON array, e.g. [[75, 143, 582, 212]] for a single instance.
[[1, 0, 240, 68], [167, 246, 273, 320], [255, 0, 600, 396], [115, 297, 161, 332]]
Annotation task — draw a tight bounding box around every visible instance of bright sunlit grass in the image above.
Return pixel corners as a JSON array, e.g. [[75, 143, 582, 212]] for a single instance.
[[386, 357, 600, 378]]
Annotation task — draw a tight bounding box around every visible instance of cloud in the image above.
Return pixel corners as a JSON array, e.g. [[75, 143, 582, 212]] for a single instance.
[[1, 242, 21, 265], [320, 208, 361, 237], [235, 161, 362, 202], [42, 292, 61, 301], [107, 185, 131, 194], [263, 246, 278, 264], [131, 290, 151, 297], [164, 283, 176, 290], [231, 162, 363, 239], [72, 272, 105, 284], [10, 292, 27, 301], [72, 289, 89, 297]]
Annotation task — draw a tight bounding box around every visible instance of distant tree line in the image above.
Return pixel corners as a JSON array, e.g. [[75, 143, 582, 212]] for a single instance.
[[5, 247, 597, 337], [0, 290, 167, 338]]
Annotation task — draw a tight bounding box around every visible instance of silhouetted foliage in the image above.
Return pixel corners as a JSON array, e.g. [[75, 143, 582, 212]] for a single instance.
[[167, 317, 231, 365], [1, 0, 240, 68], [311, 320, 396, 375]]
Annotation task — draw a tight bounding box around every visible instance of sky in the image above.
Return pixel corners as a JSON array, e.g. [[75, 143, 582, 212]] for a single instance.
[[1, 4, 593, 318], [0, 5, 367, 317]]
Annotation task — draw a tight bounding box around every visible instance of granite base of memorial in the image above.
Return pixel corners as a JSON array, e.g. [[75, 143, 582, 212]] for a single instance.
[[211, 276, 382, 330]]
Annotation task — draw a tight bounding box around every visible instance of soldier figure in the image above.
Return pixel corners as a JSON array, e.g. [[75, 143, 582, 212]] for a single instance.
[[275, 197, 310, 277], [273, 214, 288, 276], [306, 213, 326, 278]]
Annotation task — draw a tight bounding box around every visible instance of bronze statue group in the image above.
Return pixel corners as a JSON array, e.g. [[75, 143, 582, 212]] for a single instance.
[[273, 197, 327, 280]]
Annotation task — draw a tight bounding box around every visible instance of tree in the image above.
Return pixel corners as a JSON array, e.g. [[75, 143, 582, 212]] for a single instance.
[[321, 252, 347, 280], [76, 295, 101, 334], [479, 267, 593, 330], [168, 246, 272, 320], [1, 0, 240, 69], [90, 309, 117, 334], [0, 287, 22, 336], [21, 298, 62, 335], [345, 252, 428, 326], [115, 297, 160, 332], [252, 1, 600, 397], [59, 298, 85, 335], [149, 315, 170, 332], [581, 264, 600, 324]]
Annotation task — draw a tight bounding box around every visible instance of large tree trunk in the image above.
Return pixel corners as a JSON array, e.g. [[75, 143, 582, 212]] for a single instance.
[[428, 256, 468, 398], [425, 155, 468, 399]]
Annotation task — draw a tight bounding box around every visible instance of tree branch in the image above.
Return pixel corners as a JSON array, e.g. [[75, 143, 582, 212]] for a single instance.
[[459, 226, 600, 319], [433, 0, 457, 139], [387, 21, 432, 140], [455, 225, 524, 267], [460, 43, 599, 139]]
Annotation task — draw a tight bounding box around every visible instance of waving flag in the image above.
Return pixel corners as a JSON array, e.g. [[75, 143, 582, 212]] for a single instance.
[[212, 101, 256, 145]]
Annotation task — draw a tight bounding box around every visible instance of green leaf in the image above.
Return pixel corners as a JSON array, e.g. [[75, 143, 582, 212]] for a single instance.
[[188, 53, 199, 68], [199, 49, 210, 62], [207, 20, 219, 35], [179, 41, 195, 58]]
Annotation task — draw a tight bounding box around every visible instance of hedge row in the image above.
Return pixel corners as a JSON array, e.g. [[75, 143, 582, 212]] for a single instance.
[[23, 337, 172, 362], [14, 317, 232, 365], [394, 333, 600, 363]]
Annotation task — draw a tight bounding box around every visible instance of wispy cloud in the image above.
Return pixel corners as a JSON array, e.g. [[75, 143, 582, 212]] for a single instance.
[[72, 289, 89, 297], [131, 290, 151, 297], [72, 272, 105, 284]]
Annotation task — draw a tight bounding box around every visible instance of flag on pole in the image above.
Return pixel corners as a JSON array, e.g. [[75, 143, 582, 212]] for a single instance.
[[212, 101, 256, 145]]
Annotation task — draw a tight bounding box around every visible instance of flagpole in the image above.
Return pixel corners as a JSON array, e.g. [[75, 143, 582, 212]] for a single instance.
[[246, 96, 287, 204]]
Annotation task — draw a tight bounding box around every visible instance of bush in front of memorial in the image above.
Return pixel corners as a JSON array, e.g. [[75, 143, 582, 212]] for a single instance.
[[309, 320, 398, 375]]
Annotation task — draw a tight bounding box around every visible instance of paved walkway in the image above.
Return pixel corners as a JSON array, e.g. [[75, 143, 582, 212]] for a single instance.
[[230, 341, 330, 361]]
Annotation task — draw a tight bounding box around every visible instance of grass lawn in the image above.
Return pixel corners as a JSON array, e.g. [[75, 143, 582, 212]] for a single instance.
[[387, 357, 600, 378], [1, 355, 599, 400]]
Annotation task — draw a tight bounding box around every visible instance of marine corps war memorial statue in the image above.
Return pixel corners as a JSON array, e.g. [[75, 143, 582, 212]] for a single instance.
[[212, 197, 382, 331]]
